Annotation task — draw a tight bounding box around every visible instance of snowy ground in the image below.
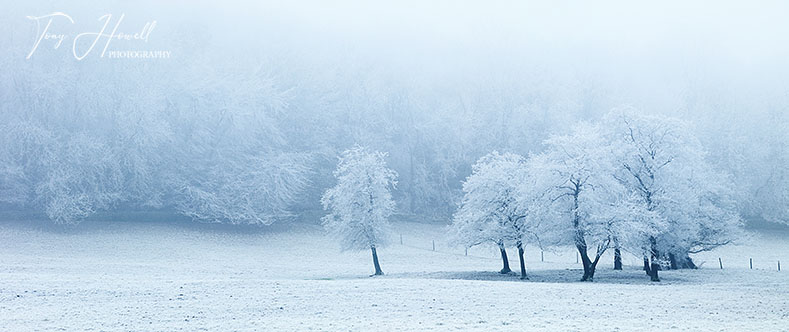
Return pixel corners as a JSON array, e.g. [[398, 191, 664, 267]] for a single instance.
[[1, 220, 787, 331]]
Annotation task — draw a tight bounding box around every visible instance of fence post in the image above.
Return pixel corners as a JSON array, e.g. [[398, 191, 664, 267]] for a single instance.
[[432, 240, 435, 251], [541, 250, 544, 262], [465, 247, 468, 256], [750, 258, 753, 269], [576, 252, 579, 264], [719, 258, 723, 269]]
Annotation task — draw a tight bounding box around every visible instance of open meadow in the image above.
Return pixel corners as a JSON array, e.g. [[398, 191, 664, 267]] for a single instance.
[[1, 220, 786, 331]]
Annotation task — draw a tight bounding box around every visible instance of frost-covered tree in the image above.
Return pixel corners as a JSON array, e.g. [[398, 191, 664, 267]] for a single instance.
[[604, 110, 743, 280], [172, 152, 311, 225], [742, 114, 789, 225], [0, 121, 52, 208], [162, 65, 313, 225], [0, 57, 316, 225], [0, 120, 124, 224], [530, 122, 655, 281], [38, 134, 124, 224], [321, 146, 397, 276], [451, 151, 536, 278]]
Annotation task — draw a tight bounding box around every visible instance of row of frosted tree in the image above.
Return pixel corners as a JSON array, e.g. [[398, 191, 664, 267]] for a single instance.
[[450, 111, 741, 282], [320, 112, 741, 282]]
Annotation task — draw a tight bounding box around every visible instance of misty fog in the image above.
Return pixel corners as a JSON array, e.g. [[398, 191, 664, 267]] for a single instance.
[[1, 0, 788, 225]]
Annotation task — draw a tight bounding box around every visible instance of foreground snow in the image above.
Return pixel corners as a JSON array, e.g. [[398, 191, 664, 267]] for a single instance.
[[1, 221, 787, 331]]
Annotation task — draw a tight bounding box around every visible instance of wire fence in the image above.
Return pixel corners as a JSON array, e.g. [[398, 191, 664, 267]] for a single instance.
[[397, 233, 783, 271]]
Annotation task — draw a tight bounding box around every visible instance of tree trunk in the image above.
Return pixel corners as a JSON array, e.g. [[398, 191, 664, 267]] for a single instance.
[[578, 245, 596, 281], [499, 242, 511, 274], [669, 252, 697, 269], [614, 248, 623, 270], [649, 240, 660, 282], [680, 254, 697, 269], [643, 256, 651, 275], [572, 189, 598, 281], [517, 242, 527, 279], [371, 246, 384, 276], [586, 258, 600, 281], [668, 252, 678, 270], [649, 257, 660, 281]]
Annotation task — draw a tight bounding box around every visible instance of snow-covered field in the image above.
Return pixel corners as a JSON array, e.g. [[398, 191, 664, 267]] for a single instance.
[[1, 220, 787, 331]]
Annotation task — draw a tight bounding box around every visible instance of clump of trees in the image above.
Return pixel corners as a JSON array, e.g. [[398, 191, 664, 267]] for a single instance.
[[0, 59, 313, 225], [1, 50, 786, 228], [452, 111, 742, 282]]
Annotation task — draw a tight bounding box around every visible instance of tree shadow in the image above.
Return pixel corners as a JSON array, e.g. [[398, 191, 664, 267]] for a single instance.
[[389, 267, 695, 285]]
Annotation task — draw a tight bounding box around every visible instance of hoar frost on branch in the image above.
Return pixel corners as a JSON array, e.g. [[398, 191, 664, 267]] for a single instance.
[[451, 151, 538, 279], [321, 146, 397, 276], [528, 122, 658, 282], [604, 110, 742, 280], [449, 111, 742, 282]]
